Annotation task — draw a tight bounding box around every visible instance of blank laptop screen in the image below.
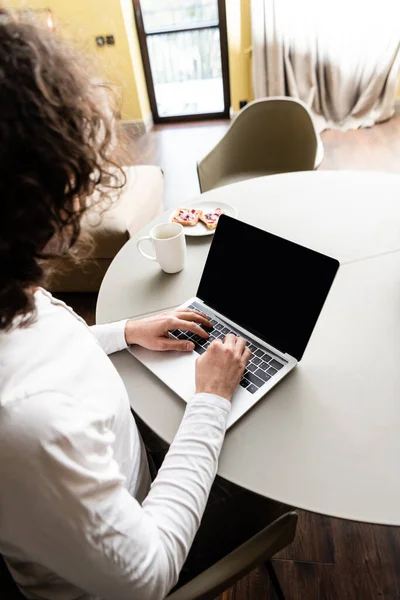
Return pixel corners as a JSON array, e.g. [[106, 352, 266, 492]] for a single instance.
[[197, 215, 339, 361]]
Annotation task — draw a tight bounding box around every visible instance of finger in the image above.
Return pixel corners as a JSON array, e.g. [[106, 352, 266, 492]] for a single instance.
[[209, 337, 223, 349], [207, 337, 221, 352], [178, 307, 206, 315], [175, 310, 212, 328], [223, 333, 237, 349], [161, 338, 195, 352], [234, 336, 247, 354], [242, 346, 252, 364], [173, 318, 209, 339]]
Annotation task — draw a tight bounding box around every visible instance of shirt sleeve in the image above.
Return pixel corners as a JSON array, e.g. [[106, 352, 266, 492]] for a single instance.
[[5, 390, 231, 600], [90, 320, 128, 354]]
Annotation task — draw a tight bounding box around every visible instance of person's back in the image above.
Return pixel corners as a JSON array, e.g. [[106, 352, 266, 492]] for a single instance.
[[0, 290, 151, 598], [0, 288, 245, 600], [0, 10, 287, 600]]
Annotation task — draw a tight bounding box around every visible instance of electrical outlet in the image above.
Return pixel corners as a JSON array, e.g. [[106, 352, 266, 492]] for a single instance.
[[95, 36, 105, 47], [106, 35, 115, 45]]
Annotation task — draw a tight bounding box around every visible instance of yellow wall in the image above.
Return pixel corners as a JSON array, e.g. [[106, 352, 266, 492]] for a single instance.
[[3, 0, 150, 122], [3, 0, 253, 119], [226, 0, 253, 112], [120, 0, 150, 119]]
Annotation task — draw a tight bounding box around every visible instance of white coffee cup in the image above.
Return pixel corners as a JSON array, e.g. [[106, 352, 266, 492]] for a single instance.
[[137, 222, 187, 274]]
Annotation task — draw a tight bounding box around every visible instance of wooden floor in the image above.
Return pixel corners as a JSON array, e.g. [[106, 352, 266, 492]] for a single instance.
[[124, 112, 400, 209], [60, 111, 400, 600]]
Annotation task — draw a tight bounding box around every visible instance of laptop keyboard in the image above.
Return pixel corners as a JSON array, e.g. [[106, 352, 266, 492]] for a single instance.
[[169, 302, 286, 394]]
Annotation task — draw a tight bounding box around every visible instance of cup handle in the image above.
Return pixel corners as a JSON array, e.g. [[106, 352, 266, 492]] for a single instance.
[[137, 236, 157, 261]]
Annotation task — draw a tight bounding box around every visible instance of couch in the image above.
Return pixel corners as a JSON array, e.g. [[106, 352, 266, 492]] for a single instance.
[[48, 165, 164, 292]]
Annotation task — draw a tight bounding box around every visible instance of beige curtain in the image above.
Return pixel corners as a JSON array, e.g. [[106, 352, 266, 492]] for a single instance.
[[251, 0, 400, 131]]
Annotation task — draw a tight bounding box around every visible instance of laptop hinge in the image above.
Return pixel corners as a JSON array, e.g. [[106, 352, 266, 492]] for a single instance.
[[194, 298, 290, 362]]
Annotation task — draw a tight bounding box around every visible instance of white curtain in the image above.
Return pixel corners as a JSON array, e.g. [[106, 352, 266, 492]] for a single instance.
[[251, 0, 400, 131]]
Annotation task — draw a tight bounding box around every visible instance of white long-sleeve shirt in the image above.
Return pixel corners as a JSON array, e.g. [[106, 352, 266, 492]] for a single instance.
[[0, 289, 231, 600]]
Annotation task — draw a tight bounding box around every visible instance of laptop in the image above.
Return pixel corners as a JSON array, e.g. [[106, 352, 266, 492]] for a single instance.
[[129, 215, 340, 429]]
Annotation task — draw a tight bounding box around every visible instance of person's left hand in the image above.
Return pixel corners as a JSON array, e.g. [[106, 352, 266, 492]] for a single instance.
[[124, 308, 212, 351]]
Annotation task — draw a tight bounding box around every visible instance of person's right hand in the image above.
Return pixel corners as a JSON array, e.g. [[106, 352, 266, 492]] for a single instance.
[[195, 334, 252, 402]]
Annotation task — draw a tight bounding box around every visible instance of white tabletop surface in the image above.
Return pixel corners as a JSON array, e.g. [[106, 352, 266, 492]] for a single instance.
[[97, 170, 400, 525]]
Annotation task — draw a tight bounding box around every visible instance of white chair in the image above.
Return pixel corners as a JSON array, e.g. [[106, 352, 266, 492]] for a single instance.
[[197, 97, 324, 193], [167, 510, 297, 600]]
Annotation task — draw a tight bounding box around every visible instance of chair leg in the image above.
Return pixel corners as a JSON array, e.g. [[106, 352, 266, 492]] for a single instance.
[[264, 560, 286, 600]]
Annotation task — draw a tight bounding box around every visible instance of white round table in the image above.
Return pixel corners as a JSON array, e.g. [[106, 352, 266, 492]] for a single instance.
[[97, 170, 400, 526]]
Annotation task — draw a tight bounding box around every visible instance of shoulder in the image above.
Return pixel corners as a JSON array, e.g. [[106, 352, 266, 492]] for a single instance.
[[1, 390, 113, 461], [0, 293, 105, 406], [1, 390, 76, 442]]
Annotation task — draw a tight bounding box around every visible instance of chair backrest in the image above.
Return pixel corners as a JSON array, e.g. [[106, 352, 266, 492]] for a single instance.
[[167, 510, 297, 600], [197, 97, 320, 192], [0, 554, 25, 599]]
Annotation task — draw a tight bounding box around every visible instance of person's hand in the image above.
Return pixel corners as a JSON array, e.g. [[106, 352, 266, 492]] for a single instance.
[[124, 308, 212, 351], [195, 334, 252, 402]]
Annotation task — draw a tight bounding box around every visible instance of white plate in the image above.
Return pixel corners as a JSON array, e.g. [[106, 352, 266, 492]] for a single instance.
[[169, 200, 238, 237]]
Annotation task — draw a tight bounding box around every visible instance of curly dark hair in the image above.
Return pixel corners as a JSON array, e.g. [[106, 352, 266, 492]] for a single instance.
[[0, 10, 126, 330]]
